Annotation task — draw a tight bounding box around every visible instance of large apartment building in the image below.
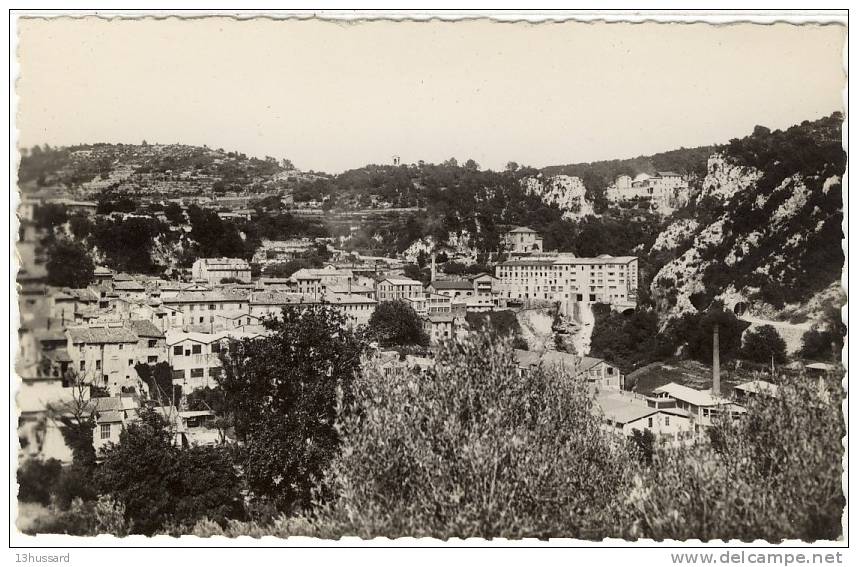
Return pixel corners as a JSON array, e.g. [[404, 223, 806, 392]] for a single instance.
[[495, 253, 638, 305]]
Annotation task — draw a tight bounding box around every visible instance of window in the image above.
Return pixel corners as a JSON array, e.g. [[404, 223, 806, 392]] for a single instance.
[[95, 360, 101, 370], [100, 423, 111, 440], [128, 359, 134, 366], [211, 342, 221, 354], [190, 368, 204, 378], [148, 339, 157, 348], [118, 344, 123, 350], [80, 360, 85, 371], [665, 416, 670, 426], [147, 355, 158, 364], [173, 345, 183, 356], [210, 367, 222, 379], [647, 417, 653, 428], [192, 345, 202, 355]]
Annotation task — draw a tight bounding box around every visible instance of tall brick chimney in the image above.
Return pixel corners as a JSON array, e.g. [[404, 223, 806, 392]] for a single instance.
[[712, 323, 720, 398], [431, 253, 437, 282]]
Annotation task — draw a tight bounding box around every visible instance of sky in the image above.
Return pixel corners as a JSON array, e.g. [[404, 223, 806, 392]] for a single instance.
[[16, 17, 845, 173]]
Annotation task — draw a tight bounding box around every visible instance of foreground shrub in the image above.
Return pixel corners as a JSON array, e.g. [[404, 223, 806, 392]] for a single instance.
[[17, 458, 62, 505], [627, 373, 844, 541], [96, 407, 245, 535], [312, 333, 634, 539], [22, 496, 129, 536], [52, 464, 98, 510]]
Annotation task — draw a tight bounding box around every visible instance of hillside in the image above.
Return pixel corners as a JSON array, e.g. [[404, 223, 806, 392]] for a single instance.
[[18, 114, 844, 322], [647, 113, 845, 321], [17, 142, 307, 198]]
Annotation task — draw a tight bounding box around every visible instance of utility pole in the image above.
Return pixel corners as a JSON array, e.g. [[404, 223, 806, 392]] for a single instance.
[[712, 323, 720, 398]]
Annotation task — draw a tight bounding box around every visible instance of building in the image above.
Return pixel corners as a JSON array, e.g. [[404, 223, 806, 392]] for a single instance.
[[162, 291, 250, 328], [406, 292, 452, 316], [427, 280, 475, 299], [290, 266, 354, 297], [597, 391, 695, 440], [249, 291, 318, 318], [651, 382, 746, 433], [127, 319, 168, 366], [606, 171, 689, 206], [324, 294, 378, 326], [191, 257, 252, 285], [167, 331, 228, 391], [167, 329, 265, 391], [732, 379, 779, 403], [422, 313, 458, 344], [576, 356, 624, 390], [376, 277, 424, 302], [504, 226, 543, 255], [66, 323, 142, 394], [495, 253, 638, 305]]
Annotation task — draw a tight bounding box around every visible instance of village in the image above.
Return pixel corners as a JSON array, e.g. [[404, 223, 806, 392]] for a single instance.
[[17, 188, 806, 469]]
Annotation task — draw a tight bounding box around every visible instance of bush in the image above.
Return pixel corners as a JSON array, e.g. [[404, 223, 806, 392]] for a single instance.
[[627, 373, 844, 541], [22, 496, 130, 536], [96, 407, 244, 535], [17, 458, 62, 505], [311, 333, 634, 539], [53, 464, 98, 510]]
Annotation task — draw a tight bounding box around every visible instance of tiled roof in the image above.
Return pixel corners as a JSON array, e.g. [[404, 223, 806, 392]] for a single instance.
[[128, 319, 165, 338], [381, 278, 423, 286], [67, 326, 139, 344], [430, 280, 473, 290], [250, 292, 319, 305]]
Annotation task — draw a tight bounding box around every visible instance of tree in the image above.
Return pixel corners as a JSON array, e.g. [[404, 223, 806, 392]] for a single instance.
[[96, 407, 244, 535], [799, 306, 845, 361], [34, 203, 68, 233], [464, 158, 479, 171], [416, 250, 428, 269], [68, 214, 93, 240], [135, 362, 180, 407], [164, 202, 185, 224], [506, 161, 519, 172], [686, 308, 749, 365], [741, 325, 787, 364], [17, 458, 63, 505], [216, 305, 366, 512], [367, 300, 428, 347], [45, 240, 95, 288]]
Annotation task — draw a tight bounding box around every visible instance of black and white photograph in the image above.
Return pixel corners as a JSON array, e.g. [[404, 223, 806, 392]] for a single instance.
[[9, 8, 848, 553]]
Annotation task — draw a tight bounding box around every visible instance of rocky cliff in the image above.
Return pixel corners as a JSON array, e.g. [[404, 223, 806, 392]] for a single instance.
[[648, 113, 845, 325], [521, 174, 595, 218]]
